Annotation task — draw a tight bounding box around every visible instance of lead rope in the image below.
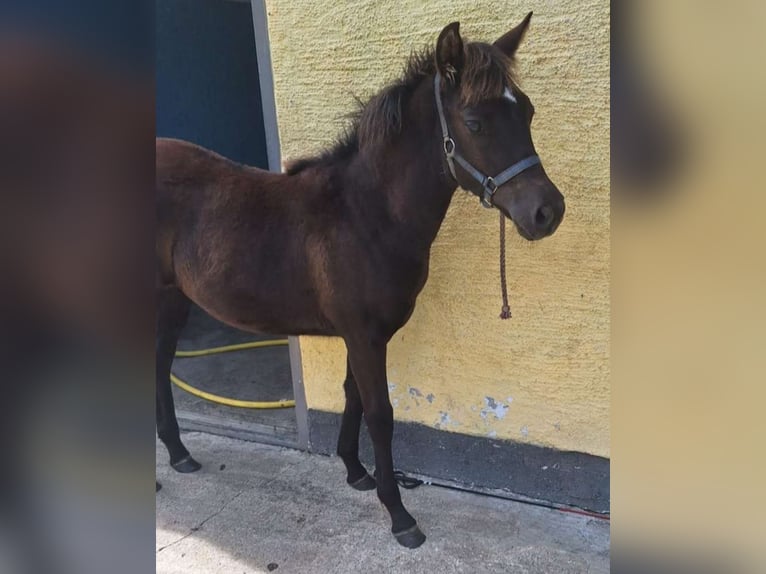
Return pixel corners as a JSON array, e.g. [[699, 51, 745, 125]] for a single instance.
[[499, 212, 512, 319]]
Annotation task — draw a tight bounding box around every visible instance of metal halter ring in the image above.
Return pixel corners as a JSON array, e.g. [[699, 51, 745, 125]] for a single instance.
[[443, 137, 456, 157]]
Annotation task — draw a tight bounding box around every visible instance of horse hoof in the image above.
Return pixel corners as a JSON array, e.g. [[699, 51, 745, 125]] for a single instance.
[[393, 524, 426, 549], [171, 455, 201, 473], [348, 473, 376, 491]]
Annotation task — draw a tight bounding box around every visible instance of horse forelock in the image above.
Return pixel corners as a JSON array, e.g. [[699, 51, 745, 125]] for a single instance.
[[458, 42, 518, 106]]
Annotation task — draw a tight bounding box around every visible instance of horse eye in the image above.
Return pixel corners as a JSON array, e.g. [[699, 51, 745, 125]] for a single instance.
[[465, 120, 482, 134]]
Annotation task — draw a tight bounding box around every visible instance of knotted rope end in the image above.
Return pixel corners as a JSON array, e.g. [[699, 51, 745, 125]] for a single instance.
[[499, 305, 512, 320]]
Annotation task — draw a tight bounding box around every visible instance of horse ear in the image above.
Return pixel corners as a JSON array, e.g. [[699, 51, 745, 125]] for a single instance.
[[435, 22, 464, 83], [494, 12, 532, 57]]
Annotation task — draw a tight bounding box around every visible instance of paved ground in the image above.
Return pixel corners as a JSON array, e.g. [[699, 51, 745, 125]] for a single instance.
[[156, 432, 610, 574]]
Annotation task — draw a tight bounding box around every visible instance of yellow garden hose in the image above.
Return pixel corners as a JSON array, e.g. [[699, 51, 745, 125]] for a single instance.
[[171, 339, 296, 409]]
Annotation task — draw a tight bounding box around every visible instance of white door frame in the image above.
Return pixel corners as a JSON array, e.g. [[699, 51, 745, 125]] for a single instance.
[[250, 0, 310, 450]]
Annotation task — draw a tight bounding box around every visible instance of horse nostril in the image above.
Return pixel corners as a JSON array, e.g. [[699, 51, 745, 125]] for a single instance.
[[535, 205, 554, 228]]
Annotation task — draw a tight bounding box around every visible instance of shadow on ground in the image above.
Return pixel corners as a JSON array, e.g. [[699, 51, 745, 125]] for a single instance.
[[156, 432, 609, 574]]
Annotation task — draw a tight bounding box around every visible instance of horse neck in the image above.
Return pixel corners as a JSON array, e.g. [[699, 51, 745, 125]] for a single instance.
[[356, 77, 458, 251]]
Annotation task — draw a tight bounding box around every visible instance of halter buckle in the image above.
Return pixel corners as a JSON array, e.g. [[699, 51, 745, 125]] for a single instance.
[[481, 177, 498, 208]]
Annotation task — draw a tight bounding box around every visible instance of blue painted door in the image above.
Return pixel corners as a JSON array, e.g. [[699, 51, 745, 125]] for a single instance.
[[156, 0, 268, 167]]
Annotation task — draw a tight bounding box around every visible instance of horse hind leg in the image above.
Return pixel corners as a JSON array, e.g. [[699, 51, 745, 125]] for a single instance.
[[156, 285, 200, 473]]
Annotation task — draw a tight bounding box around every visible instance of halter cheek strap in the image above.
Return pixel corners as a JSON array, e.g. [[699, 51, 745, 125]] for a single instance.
[[434, 73, 541, 208]]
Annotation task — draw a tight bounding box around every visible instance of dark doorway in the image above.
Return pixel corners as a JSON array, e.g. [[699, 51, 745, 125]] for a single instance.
[[156, 0, 297, 446]]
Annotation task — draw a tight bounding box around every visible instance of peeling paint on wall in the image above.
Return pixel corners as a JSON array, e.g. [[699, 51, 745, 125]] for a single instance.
[[435, 411, 460, 430], [480, 397, 511, 421]]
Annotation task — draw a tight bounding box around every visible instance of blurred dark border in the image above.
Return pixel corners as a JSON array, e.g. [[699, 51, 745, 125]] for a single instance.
[[0, 2, 154, 573], [0, 1, 153, 75]]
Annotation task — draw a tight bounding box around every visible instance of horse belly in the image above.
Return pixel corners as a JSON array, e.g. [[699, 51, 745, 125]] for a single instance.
[[183, 262, 332, 336], [229, 289, 329, 335]]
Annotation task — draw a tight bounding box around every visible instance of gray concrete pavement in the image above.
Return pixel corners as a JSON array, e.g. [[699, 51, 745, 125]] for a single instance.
[[156, 432, 609, 573]]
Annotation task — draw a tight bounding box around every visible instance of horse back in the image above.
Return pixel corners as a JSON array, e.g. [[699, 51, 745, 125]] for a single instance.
[[155, 138, 334, 334]]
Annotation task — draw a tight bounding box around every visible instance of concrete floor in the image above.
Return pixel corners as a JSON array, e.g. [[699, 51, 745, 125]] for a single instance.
[[156, 432, 610, 574]]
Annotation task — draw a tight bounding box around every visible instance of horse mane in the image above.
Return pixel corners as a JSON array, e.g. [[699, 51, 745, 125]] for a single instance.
[[285, 41, 517, 175]]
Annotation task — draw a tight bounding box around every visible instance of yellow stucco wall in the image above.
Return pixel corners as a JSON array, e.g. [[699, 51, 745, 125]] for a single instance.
[[265, 1, 609, 457]]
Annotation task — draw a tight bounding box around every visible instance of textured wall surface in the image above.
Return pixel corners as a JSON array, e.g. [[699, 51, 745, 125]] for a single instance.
[[264, 0, 609, 457]]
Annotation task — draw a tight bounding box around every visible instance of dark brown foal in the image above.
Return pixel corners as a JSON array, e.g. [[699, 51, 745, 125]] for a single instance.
[[156, 16, 564, 548]]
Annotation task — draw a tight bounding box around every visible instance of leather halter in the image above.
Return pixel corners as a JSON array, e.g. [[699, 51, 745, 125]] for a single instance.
[[434, 73, 541, 208]]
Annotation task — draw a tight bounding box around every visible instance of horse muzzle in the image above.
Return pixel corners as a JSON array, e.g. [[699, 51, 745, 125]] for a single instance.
[[497, 178, 565, 241]]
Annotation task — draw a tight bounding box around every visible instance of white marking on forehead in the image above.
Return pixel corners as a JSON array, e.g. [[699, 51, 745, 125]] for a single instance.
[[503, 87, 517, 104]]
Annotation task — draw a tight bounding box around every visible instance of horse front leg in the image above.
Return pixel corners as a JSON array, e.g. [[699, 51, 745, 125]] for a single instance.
[[345, 337, 426, 549], [337, 357, 376, 490]]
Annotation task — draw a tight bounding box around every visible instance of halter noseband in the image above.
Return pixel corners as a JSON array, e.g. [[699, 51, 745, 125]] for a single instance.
[[434, 73, 541, 209]]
